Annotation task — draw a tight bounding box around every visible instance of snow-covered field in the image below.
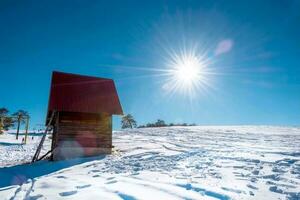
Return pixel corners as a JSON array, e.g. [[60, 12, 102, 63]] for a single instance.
[[0, 131, 50, 167], [0, 126, 299, 200]]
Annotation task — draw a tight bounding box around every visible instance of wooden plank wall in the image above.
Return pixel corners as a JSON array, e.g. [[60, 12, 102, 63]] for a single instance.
[[52, 111, 112, 160]]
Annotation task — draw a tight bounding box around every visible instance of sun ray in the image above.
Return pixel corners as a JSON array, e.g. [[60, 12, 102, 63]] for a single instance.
[[96, 43, 217, 100]]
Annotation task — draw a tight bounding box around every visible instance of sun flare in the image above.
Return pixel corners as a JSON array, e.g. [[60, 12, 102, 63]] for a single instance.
[[173, 54, 202, 86], [163, 47, 212, 98]]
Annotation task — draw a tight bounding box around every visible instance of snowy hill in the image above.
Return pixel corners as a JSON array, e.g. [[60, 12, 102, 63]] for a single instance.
[[0, 126, 299, 200]]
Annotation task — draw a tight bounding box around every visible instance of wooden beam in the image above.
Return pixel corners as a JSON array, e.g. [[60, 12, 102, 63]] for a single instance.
[[37, 149, 53, 161], [50, 111, 59, 161], [32, 111, 56, 163]]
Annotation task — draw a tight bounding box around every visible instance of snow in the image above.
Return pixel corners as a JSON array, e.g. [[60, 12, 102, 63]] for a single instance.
[[0, 131, 50, 167], [0, 126, 299, 200]]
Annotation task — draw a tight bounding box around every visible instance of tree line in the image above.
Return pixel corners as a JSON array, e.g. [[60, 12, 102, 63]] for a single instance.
[[0, 107, 29, 139], [121, 114, 196, 129]]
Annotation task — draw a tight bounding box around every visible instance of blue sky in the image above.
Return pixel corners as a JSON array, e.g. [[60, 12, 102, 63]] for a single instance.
[[0, 0, 299, 129]]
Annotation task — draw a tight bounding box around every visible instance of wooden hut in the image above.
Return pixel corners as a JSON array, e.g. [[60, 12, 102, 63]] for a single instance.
[[46, 71, 123, 160]]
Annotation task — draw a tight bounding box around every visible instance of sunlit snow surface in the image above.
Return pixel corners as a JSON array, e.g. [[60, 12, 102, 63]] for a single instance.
[[0, 126, 299, 200]]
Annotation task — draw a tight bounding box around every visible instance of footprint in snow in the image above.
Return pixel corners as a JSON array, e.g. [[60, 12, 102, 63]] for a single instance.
[[118, 192, 137, 200], [247, 184, 258, 190], [250, 177, 258, 182], [251, 169, 259, 175], [28, 194, 43, 200], [76, 184, 91, 189], [56, 175, 67, 179], [269, 186, 284, 194], [106, 177, 115, 180], [221, 187, 246, 194], [105, 180, 117, 184], [91, 169, 101, 173], [92, 175, 100, 178], [59, 190, 77, 196]]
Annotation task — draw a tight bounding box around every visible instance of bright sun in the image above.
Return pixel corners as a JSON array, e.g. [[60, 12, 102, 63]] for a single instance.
[[174, 54, 202, 86], [163, 48, 211, 98]]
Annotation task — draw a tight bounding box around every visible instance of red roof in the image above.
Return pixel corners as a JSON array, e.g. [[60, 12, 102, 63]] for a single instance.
[[46, 71, 123, 118]]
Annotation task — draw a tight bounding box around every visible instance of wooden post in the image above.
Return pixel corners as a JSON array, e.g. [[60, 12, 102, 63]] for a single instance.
[[16, 116, 20, 140], [24, 116, 29, 144], [51, 111, 59, 161]]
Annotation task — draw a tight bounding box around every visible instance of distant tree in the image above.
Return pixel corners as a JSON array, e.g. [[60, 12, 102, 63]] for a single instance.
[[0, 108, 8, 133], [146, 123, 153, 127], [138, 120, 195, 128], [0, 108, 9, 117], [0, 108, 13, 133], [3, 118, 14, 131], [12, 110, 29, 139], [155, 119, 166, 127], [121, 114, 137, 129]]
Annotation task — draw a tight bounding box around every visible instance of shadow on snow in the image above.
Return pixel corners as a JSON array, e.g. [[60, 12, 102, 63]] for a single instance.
[[0, 156, 105, 188]]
